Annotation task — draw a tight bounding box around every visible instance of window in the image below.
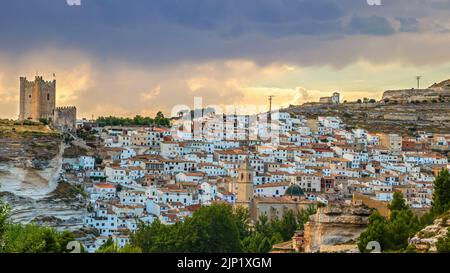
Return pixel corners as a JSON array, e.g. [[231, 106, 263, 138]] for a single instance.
[[47, 93, 50, 100]]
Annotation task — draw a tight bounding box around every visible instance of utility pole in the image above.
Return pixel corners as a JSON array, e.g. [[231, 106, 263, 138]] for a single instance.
[[267, 95, 275, 132], [416, 76, 422, 89], [268, 95, 274, 128], [268, 95, 274, 113]]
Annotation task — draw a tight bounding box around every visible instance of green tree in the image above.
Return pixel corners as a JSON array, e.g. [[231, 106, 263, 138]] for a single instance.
[[388, 191, 408, 211], [232, 206, 252, 239], [358, 211, 388, 253], [180, 204, 242, 252], [384, 209, 420, 251], [120, 244, 142, 253], [0, 201, 77, 253], [132, 204, 242, 253], [154, 111, 170, 127], [255, 214, 271, 236], [1, 224, 75, 253], [358, 192, 421, 252], [97, 114, 169, 127], [131, 219, 176, 253], [278, 210, 298, 241], [431, 169, 450, 217], [96, 237, 119, 253], [131, 204, 316, 253], [296, 206, 317, 231], [241, 233, 274, 253]]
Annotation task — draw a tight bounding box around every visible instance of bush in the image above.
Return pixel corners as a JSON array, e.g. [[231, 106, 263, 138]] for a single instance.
[[437, 228, 450, 253], [39, 118, 49, 125]]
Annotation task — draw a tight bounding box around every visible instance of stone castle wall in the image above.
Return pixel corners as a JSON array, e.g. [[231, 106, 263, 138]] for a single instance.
[[53, 106, 77, 132], [19, 76, 56, 121]]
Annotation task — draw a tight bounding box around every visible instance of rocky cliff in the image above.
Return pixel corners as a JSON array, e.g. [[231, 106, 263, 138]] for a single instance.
[[409, 216, 449, 252], [303, 203, 371, 253]]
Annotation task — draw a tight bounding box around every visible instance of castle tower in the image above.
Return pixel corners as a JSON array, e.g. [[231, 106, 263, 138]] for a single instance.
[[53, 106, 77, 132], [19, 76, 56, 121], [234, 157, 254, 209]]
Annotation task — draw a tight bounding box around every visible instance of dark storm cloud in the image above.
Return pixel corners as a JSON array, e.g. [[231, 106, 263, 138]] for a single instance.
[[0, 0, 370, 63], [0, 0, 447, 66], [2, 0, 450, 119], [396, 18, 419, 33], [347, 16, 395, 36]]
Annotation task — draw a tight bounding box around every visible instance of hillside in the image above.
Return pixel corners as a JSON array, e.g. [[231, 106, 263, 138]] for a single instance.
[[284, 102, 450, 135], [0, 119, 61, 166]]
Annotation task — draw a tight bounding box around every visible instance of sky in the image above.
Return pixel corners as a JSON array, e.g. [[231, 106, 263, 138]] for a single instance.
[[1, 0, 450, 119]]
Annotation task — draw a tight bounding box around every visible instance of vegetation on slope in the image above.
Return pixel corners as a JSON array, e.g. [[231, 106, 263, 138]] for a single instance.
[[100, 204, 316, 253], [0, 119, 60, 138], [358, 169, 450, 253], [0, 200, 77, 253]]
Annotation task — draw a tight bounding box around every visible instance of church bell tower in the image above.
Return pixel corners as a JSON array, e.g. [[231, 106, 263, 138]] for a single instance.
[[234, 158, 254, 209]]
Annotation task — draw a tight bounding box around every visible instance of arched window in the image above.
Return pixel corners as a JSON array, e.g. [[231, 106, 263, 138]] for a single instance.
[[47, 93, 50, 100]]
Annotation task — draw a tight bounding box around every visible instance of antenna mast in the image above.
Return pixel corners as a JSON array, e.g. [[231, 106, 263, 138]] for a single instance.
[[416, 76, 422, 89]]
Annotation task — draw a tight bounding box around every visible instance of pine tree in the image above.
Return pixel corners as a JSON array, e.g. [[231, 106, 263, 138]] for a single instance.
[[388, 191, 408, 212], [431, 169, 450, 217], [358, 192, 421, 252]]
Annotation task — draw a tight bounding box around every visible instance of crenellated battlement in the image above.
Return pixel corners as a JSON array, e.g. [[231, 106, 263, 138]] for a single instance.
[[56, 106, 77, 111], [20, 76, 56, 85], [53, 106, 77, 132], [19, 75, 56, 121]]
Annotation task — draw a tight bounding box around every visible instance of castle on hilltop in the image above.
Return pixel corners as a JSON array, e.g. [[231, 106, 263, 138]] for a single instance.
[[19, 76, 77, 131], [19, 76, 56, 121]]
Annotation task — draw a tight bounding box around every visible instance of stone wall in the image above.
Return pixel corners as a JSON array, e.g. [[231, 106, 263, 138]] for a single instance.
[[352, 193, 390, 217], [53, 106, 77, 132]]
